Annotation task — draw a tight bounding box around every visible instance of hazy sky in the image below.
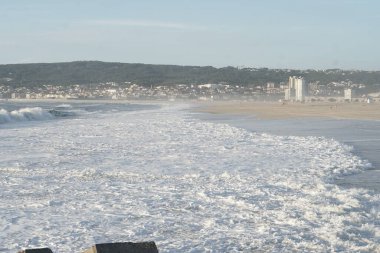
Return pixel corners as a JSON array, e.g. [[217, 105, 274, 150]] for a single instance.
[[1, 0, 379, 69]]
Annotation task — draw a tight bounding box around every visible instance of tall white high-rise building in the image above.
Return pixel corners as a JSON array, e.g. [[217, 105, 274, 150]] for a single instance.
[[285, 76, 306, 101], [288, 76, 296, 89], [295, 77, 306, 101]]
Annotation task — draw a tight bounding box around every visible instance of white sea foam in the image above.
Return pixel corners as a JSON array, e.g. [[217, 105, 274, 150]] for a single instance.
[[55, 104, 72, 108], [0, 103, 378, 252]]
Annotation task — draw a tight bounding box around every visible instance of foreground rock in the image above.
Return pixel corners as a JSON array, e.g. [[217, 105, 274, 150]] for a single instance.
[[18, 242, 159, 253], [18, 248, 53, 253], [83, 242, 159, 253]]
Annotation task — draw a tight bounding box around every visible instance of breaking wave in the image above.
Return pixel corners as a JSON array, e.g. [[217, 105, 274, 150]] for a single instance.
[[0, 104, 84, 124], [0, 103, 159, 125], [0, 107, 54, 124]]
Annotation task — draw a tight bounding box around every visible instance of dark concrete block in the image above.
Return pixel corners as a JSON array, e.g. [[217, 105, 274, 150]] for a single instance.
[[18, 248, 53, 253], [83, 242, 159, 253]]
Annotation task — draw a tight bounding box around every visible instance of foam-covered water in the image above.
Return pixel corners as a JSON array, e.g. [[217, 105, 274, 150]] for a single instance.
[[0, 102, 379, 252]]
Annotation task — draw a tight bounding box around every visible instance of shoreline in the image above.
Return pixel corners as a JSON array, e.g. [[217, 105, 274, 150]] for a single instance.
[[194, 101, 380, 191], [197, 100, 380, 121]]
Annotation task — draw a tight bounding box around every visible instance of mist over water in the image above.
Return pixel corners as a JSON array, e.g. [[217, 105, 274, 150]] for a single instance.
[[0, 101, 379, 252]]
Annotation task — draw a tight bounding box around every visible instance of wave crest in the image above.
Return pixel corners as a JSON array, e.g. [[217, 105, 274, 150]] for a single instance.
[[0, 107, 54, 124]]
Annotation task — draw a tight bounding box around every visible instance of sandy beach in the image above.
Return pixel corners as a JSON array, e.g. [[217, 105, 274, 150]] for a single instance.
[[198, 101, 380, 120], [195, 100, 380, 191]]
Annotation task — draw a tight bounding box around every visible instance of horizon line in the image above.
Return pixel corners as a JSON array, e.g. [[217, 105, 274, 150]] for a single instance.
[[0, 60, 378, 72]]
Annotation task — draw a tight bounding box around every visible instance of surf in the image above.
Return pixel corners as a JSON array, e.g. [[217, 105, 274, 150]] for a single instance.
[[0, 107, 54, 124]]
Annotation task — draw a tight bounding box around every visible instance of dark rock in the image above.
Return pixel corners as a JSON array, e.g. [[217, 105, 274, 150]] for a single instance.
[[18, 248, 53, 253], [83, 242, 159, 253]]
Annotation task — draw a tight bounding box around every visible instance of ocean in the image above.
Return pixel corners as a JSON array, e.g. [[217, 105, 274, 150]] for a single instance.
[[0, 100, 379, 252]]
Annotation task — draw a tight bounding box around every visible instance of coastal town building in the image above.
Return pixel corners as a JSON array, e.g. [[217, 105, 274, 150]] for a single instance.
[[285, 76, 306, 101], [295, 77, 306, 101], [1, 78, 377, 103], [344, 88, 354, 101]]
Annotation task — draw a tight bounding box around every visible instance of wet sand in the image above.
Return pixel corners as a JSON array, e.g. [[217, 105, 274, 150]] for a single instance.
[[198, 101, 380, 120], [195, 101, 380, 191]]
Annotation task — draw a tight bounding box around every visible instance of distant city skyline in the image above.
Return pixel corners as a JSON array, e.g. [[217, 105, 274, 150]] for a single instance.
[[1, 0, 380, 70]]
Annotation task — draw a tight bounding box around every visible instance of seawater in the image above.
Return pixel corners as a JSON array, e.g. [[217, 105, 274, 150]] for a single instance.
[[0, 101, 379, 252]]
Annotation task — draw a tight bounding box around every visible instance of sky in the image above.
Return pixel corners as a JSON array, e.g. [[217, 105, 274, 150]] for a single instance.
[[1, 0, 379, 70]]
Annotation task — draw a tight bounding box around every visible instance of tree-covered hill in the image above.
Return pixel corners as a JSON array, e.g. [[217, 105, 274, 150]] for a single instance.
[[1, 61, 380, 89]]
